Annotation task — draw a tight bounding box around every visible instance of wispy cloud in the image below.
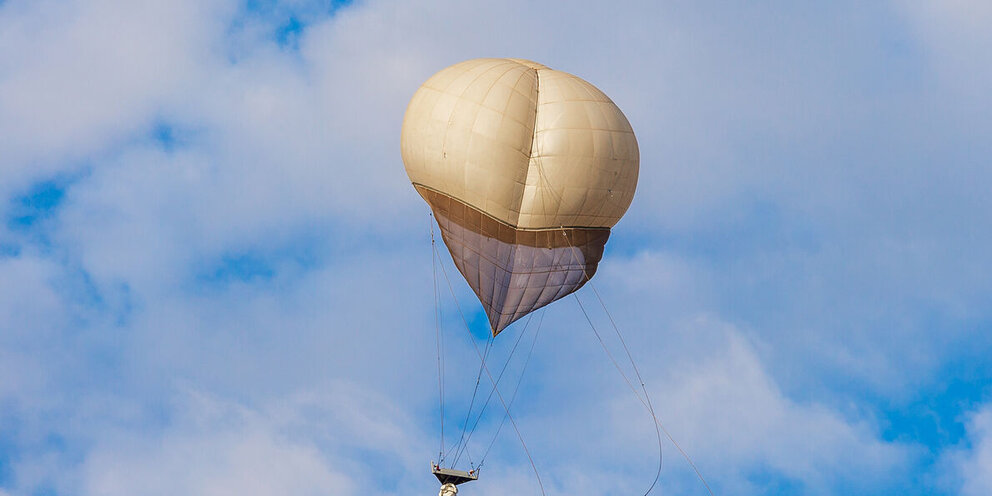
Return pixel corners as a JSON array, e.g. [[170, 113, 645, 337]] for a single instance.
[[1, 0, 991, 495]]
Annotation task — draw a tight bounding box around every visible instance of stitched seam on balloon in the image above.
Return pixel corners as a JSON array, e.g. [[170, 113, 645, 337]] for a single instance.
[[438, 59, 515, 168], [498, 63, 541, 224], [413, 183, 611, 232], [519, 65, 546, 230]]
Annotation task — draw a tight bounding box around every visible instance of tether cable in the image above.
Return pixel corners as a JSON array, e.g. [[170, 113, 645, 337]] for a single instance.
[[452, 315, 531, 466], [430, 213, 446, 463], [587, 279, 716, 496], [479, 309, 545, 467], [563, 231, 715, 496], [584, 286, 715, 496], [531, 149, 714, 495], [573, 291, 664, 495], [434, 243, 547, 496], [454, 311, 540, 468], [562, 233, 713, 496], [447, 334, 494, 464]]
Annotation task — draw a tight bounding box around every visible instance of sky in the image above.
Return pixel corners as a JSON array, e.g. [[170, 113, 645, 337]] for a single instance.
[[1, 0, 991, 495]]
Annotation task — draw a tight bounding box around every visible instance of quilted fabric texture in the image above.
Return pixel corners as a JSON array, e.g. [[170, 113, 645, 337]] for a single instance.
[[420, 186, 609, 335], [401, 58, 639, 229], [401, 58, 638, 335]]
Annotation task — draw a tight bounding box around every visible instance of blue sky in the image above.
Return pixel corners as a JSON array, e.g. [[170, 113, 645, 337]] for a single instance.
[[1, 0, 991, 495]]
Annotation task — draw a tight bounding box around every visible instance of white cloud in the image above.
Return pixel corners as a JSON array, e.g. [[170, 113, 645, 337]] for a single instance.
[[899, 0, 992, 99], [0, 0, 233, 192], [0, 254, 67, 400], [642, 319, 915, 494], [78, 389, 357, 496], [3, 383, 438, 496], [1, 1, 991, 495], [939, 402, 992, 496]]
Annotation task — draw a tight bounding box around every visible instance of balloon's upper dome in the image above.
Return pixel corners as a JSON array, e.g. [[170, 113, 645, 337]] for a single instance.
[[401, 58, 638, 230]]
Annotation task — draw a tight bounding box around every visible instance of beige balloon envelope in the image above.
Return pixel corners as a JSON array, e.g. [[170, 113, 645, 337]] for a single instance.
[[402, 58, 639, 335]]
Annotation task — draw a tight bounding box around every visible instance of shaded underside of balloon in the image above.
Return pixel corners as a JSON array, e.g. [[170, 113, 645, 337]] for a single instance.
[[418, 185, 609, 336]]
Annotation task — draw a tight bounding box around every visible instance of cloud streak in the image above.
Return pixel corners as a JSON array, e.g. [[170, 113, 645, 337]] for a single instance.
[[1, 0, 991, 495]]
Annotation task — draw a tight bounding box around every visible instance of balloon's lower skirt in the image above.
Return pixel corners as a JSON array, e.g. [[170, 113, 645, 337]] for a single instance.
[[417, 184, 610, 335]]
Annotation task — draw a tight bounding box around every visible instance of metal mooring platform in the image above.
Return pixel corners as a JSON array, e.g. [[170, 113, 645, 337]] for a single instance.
[[432, 463, 479, 486]]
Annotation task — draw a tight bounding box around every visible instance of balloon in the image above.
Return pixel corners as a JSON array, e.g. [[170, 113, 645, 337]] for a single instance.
[[402, 58, 638, 335]]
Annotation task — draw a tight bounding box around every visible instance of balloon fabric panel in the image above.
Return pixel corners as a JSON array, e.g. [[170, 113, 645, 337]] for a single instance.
[[401, 58, 638, 335]]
